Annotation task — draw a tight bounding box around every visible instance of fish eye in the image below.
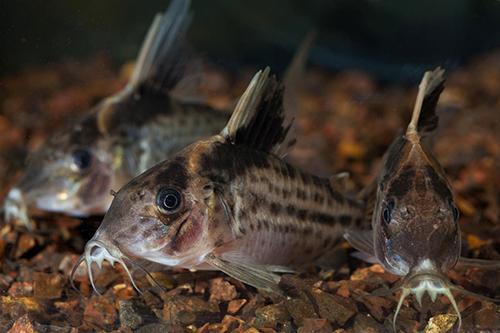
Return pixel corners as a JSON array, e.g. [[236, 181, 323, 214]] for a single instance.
[[156, 188, 182, 213], [72, 149, 92, 170], [451, 203, 460, 222], [382, 199, 395, 223]]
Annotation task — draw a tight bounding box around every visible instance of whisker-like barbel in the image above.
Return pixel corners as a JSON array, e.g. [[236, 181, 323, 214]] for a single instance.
[[84, 245, 102, 295], [69, 255, 86, 295], [393, 274, 462, 332], [126, 258, 167, 292], [116, 257, 143, 294], [71, 240, 143, 295]]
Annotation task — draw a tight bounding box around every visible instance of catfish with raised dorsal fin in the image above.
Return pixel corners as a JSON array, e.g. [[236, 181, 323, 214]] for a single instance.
[[3, 0, 230, 228], [2, 1, 315, 230], [71, 68, 367, 294], [345, 68, 500, 331]]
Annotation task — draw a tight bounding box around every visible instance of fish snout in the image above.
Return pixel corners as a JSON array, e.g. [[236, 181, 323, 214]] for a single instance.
[[71, 237, 143, 295], [3, 187, 31, 228], [393, 271, 461, 332]]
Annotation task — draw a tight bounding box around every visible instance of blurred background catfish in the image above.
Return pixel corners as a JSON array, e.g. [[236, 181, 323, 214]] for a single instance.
[[2, 0, 231, 229], [3, 0, 311, 230]]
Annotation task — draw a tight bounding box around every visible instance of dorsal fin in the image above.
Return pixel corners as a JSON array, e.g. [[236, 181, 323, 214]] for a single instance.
[[406, 67, 445, 140], [282, 31, 315, 147], [220, 68, 295, 156], [97, 0, 192, 134], [127, 0, 192, 94]]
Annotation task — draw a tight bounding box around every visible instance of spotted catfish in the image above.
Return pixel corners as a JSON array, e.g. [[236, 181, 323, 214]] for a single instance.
[[345, 68, 499, 331], [71, 68, 367, 294], [3, 0, 229, 228]]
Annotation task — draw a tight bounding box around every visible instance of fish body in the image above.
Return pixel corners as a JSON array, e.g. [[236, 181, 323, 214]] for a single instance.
[[345, 68, 499, 330], [3, 0, 228, 226], [372, 75, 460, 277], [76, 68, 365, 293]]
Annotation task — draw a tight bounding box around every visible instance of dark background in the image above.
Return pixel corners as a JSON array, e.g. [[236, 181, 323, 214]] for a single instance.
[[1, 0, 500, 82]]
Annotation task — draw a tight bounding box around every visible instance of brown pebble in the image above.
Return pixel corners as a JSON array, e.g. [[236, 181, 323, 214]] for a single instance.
[[424, 314, 458, 333], [14, 234, 37, 258], [297, 318, 332, 333], [7, 314, 39, 333], [227, 299, 247, 314], [357, 293, 393, 322], [83, 296, 117, 331], [472, 303, 500, 330], [33, 273, 63, 299], [311, 289, 357, 326], [254, 303, 290, 329], [161, 295, 219, 325], [353, 313, 384, 333], [209, 278, 238, 303], [8, 282, 33, 297], [284, 298, 318, 326], [0, 296, 43, 319]]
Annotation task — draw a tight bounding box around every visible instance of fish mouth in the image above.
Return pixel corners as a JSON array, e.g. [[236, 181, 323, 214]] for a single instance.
[[70, 239, 163, 295], [3, 187, 31, 228], [4, 173, 82, 225], [376, 266, 500, 332], [393, 272, 461, 332]]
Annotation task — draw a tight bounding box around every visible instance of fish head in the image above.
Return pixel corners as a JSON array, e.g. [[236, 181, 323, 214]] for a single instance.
[[86, 140, 220, 273], [373, 139, 463, 332], [4, 114, 116, 225], [373, 138, 461, 277]]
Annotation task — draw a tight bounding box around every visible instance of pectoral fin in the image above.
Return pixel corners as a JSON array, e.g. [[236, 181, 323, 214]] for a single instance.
[[204, 253, 283, 294], [329, 172, 350, 191], [344, 229, 379, 264], [456, 257, 500, 270]]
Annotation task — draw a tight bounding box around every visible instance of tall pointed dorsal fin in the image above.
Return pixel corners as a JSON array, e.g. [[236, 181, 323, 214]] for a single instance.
[[220, 68, 295, 156], [282, 31, 315, 145], [128, 0, 192, 94], [407, 67, 446, 140], [97, 0, 192, 134]]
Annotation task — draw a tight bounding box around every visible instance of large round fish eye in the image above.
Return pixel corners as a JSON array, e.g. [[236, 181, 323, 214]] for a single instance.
[[72, 149, 92, 170], [156, 188, 182, 214], [382, 199, 395, 223]]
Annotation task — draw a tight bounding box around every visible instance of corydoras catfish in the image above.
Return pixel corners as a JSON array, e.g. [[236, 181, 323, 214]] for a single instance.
[[3, 0, 229, 228], [345, 68, 499, 331], [71, 68, 367, 294]]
